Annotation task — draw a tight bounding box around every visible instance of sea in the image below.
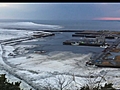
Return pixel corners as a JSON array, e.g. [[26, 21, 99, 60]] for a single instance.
[[0, 19, 120, 55]]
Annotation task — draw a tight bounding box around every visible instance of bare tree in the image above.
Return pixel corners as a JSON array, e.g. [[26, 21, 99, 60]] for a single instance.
[[68, 74, 82, 90], [84, 71, 107, 90], [54, 75, 73, 90], [39, 73, 85, 90]]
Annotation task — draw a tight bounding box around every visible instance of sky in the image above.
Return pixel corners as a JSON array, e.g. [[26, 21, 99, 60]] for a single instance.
[[0, 2, 120, 20]]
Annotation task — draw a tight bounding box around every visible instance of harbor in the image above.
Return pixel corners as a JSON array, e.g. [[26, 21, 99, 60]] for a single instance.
[[1, 28, 120, 89], [63, 30, 113, 47], [62, 30, 120, 68]]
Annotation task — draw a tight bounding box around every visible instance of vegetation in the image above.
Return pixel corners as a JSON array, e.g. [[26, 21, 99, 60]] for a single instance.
[[81, 83, 116, 90], [0, 74, 117, 90], [0, 74, 21, 90]]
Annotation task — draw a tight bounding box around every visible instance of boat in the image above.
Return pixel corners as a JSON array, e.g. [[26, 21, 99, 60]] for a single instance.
[[100, 43, 109, 48], [100, 45, 108, 48], [71, 42, 79, 45]]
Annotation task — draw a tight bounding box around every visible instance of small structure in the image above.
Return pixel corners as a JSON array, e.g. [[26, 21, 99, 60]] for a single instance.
[[96, 36, 105, 44], [32, 32, 55, 38], [34, 50, 46, 54]]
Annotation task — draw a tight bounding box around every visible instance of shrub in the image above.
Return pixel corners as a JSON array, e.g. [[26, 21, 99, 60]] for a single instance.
[[80, 83, 116, 90], [0, 74, 21, 90]]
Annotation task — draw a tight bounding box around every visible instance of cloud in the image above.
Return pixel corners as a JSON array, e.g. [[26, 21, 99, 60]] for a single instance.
[[0, 3, 9, 7], [93, 17, 120, 20], [1, 3, 120, 20]]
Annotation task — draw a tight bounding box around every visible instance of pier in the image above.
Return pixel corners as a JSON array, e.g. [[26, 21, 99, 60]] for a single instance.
[[72, 34, 118, 39], [72, 30, 120, 39]]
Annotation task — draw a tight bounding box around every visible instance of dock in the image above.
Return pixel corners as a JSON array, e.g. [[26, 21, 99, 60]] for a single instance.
[[72, 34, 118, 39], [63, 38, 108, 47], [63, 30, 120, 47], [72, 30, 120, 39]]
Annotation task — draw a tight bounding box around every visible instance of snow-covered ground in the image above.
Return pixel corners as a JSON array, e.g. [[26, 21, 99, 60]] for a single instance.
[[0, 29, 120, 90]]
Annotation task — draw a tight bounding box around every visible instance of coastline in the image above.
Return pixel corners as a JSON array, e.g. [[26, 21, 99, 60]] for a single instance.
[[0, 29, 120, 89]]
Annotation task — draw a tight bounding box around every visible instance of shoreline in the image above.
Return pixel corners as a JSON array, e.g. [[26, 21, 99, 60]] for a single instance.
[[3, 27, 120, 32], [0, 29, 120, 89]]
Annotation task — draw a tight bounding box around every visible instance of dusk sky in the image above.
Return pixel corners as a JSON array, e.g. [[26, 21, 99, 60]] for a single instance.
[[0, 3, 120, 20]]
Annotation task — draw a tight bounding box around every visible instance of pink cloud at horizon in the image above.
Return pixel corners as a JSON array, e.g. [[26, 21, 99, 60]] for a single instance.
[[93, 17, 120, 20]]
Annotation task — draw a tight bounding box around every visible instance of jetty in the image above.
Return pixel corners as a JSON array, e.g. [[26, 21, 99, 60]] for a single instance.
[[72, 30, 120, 39], [1, 32, 55, 45]]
